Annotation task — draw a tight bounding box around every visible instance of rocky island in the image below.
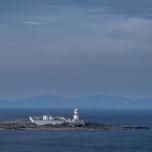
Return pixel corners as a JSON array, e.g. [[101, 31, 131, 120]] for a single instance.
[[0, 109, 150, 131]]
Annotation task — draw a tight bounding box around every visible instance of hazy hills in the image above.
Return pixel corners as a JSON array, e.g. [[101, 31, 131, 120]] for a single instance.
[[0, 95, 152, 109]]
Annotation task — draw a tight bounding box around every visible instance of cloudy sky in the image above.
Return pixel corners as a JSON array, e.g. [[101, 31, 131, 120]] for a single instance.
[[0, 0, 152, 99]]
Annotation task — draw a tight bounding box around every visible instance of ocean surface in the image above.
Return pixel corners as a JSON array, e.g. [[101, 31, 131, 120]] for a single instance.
[[0, 109, 152, 152]]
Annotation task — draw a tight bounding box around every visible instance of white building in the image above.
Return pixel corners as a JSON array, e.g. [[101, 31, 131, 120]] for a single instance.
[[73, 108, 80, 121], [29, 108, 85, 126]]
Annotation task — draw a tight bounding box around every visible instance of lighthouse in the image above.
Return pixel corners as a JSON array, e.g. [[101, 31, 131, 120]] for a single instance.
[[73, 108, 80, 121]]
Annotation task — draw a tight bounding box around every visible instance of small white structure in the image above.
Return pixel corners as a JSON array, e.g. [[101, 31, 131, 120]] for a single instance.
[[43, 115, 48, 121], [49, 116, 53, 120], [73, 108, 80, 121]]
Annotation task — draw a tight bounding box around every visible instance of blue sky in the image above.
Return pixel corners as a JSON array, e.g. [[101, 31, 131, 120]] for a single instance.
[[0, 0, 152, 99]]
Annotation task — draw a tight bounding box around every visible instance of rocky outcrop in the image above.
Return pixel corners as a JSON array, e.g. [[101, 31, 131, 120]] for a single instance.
[[0, 119, 150, 131]]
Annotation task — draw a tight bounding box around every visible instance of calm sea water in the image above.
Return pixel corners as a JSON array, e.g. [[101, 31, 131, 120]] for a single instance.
[[0, 109, 152, 152]]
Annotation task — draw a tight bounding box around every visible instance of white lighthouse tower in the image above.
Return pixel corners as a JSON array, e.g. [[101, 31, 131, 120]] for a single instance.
[[73, 108, 80, 121]]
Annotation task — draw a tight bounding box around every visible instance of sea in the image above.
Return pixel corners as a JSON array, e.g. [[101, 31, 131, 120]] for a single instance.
[[0, 109, 152, 152]]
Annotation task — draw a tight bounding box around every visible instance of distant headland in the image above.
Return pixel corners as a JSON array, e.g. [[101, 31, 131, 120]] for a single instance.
[[1, 95, 152, 109]]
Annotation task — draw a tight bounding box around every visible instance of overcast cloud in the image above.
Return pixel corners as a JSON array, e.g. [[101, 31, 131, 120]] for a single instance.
[[0, 0, 152, 99]]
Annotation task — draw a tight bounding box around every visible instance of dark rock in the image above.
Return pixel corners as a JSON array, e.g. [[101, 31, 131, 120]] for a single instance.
[[0, 119, 150, 131]]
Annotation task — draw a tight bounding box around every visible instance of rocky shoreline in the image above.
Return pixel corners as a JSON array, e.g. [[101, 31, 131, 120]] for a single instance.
[[0, 119, 150, 131]]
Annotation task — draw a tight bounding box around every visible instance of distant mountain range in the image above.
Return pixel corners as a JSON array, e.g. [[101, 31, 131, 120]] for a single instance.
[[0, 95, 152, 109]]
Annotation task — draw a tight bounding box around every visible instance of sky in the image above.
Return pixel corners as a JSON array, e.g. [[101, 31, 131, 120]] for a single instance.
[[0, 0, 152, 100]]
